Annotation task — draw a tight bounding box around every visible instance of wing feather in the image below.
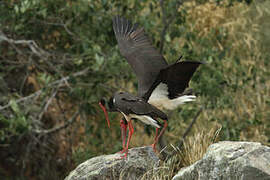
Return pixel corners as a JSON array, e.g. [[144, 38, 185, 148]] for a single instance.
[[113, 16, 168, 97], [143, 61, 202, 100]]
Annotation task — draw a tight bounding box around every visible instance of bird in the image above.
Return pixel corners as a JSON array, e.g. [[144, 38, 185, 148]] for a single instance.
[[99, 16, 202, 157], [99, 92, 168, 157]]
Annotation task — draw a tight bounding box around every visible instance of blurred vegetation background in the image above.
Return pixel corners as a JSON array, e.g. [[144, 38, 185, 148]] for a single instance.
[[0, 0, 269, 179]]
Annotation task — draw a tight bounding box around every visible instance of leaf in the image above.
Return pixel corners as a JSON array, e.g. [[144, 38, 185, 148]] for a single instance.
[[165, 34, 171, 42], [14, 5, 19, 14], [10, 99, 20, 115], [92, 54, 104, 71], [39, 8, 47, 18]]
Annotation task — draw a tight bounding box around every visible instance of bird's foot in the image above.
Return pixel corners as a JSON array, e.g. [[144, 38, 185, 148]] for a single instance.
[[120, 148, 129, 159], [151, 143, 158, 153], [120, 152, 128, 159]]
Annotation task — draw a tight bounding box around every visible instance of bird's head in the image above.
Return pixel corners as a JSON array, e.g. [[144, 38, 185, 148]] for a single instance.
[[99, 96, 118, 128]]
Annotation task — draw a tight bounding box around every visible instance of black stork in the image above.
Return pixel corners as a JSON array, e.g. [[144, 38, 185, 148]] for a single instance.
[[99, 92, 168, 157], [99, 16, 202, 157]]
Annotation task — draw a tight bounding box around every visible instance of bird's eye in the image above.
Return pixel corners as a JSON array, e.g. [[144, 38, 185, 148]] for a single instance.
[[100, 98, 106, 106]]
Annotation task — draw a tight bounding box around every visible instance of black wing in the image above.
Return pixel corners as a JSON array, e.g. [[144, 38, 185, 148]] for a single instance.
[[128, 99, 167, 120], [118, 93, 167, 120], [143, 61, 202, 100], [112, 16, 168, 97]]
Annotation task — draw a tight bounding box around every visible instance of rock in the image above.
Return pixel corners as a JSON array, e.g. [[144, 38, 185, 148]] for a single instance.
[[65, 146, 159, 180], [173, 141, 270, 180]]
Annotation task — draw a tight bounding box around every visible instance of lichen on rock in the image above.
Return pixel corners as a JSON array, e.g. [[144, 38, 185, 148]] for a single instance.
[[172, 141, 270, 180], [65, 146, 159, 180]]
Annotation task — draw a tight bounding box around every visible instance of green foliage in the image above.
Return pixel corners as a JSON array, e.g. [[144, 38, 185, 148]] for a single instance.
[[0, 0, 269, 179], [0, 100, 30, 143]]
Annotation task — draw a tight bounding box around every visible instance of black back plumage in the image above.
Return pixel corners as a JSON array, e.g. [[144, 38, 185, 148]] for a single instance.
[[113, 92, 167, 120]]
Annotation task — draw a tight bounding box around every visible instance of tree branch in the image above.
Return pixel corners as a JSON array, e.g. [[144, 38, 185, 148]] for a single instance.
[[177, 107, 203, 149], [32, 110, 80, 135], [160, 107, 203, 160], [159, 0, 184, 53], [37, 86, 59, 122], [0, 30, 49, 58], [0, 68, 89, 111], [36, 19, 80, 40]]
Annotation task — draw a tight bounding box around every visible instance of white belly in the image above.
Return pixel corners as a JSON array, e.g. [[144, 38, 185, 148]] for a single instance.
[[130, 114, 160, 128], [120, 112, 160, 128], [148, 83, 196, 110]]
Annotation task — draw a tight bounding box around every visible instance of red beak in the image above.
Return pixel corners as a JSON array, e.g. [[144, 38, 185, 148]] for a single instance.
[[99, 102, 110, 128]]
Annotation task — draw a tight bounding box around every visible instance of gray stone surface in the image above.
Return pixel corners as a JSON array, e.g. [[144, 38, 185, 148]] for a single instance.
[[173, 141, 270, 180], [65, 146, 159, 180]]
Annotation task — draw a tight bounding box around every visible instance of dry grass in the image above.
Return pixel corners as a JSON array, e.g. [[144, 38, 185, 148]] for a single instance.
[[141, 125, 221, 180], [179, 125, 221, 167]]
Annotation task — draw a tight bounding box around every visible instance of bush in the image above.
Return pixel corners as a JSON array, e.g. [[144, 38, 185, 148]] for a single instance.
[[0, 0, 269, 179]]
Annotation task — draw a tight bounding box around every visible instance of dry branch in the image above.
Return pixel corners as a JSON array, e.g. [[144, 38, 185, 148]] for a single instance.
[[37, 86, 59, 122], [0, 30, 49, 57], [32, 110, 80, 134], [177, 107, 203, 150], [160, 107, 203, 160], [159, 0, 184, 53], [0, 68, 89, 111]]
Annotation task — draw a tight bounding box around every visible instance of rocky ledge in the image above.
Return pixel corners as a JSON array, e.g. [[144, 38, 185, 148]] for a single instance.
[[65, 146, 159, 180], [173, 141, 270, 180], [65, 141, 270, 180]]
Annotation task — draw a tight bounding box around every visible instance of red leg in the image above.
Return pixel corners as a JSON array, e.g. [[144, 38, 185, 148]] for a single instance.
[[151, 128, 159, 152], [122, 120, 134, 158], [119, 118, 127, 153], [152, 120, 167, 153]]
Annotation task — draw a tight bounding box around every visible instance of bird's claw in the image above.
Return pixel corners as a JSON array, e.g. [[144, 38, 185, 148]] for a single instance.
[[117, 147, 128, 159], [120, 150, 128, 159], [151, 143, 158, 153]]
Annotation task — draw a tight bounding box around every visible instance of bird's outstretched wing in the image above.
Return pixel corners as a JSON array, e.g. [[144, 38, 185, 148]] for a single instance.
[[143, 61, 202, 100], [113, 16, 168, 97]]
